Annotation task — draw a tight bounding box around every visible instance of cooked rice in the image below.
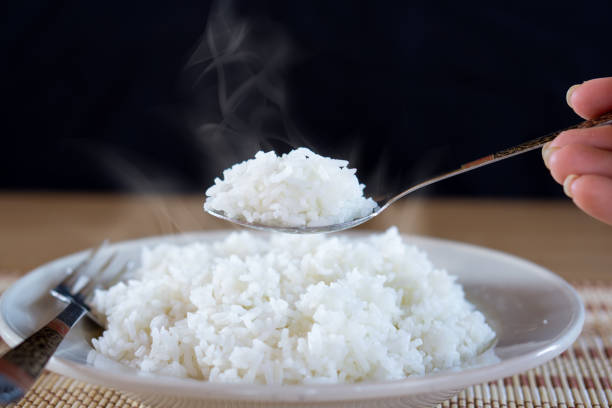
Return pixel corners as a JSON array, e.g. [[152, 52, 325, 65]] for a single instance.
[[91, 228, 495, 384], [204, 148, 377, 227]]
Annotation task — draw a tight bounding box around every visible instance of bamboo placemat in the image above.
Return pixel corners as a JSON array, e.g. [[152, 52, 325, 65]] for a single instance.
[[2, 279, 611, 408]]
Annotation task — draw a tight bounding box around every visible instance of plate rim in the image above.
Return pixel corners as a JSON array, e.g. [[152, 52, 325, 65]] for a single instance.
[[0, 231, 585, 402]]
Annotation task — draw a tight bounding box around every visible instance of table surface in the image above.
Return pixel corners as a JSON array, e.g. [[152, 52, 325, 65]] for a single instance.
[[0, 193, 611, 281]]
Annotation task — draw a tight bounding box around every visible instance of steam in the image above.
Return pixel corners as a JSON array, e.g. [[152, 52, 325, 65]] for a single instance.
[[64, 1, 309, 235], [183, 1, 310, 181]]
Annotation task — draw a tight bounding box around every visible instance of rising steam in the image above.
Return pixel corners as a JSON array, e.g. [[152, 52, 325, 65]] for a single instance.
[[183, 1, 311, 181]]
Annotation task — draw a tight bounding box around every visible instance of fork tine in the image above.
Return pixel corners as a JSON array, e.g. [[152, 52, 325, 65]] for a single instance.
[[76, 252, 118, 298], [104, 261, 133, 288], [61, 240, 109, 289], [83, 261, 131, 304]]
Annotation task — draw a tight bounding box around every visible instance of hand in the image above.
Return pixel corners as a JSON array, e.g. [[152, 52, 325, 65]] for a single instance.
[[542, 77, 612, 226]]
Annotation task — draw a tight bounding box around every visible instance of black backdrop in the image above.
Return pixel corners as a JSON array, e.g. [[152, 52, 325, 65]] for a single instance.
[[2, 1, 611, 197]]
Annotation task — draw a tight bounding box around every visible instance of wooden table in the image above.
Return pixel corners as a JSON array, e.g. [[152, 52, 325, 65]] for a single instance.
[[0, 193, 610, 281]]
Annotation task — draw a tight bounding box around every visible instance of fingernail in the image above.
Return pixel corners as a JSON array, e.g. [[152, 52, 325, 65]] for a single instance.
[[563, 174, 579, 198], [541, 143, 559, 169], [566, 84, 580, 108]]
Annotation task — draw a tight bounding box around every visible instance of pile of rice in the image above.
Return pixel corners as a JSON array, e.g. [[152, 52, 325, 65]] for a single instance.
[[204, 148, 378, 227], [91, 228, 495, 384]]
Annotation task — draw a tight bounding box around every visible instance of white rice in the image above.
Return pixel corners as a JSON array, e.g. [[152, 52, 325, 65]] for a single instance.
[[204, 148, 378, 227], [91, 228, 495, 384]]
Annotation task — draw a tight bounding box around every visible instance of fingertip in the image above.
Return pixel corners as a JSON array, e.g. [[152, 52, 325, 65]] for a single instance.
[[568, 77, 612, 120], [542, 143, 560, 171], [563, 174, 578, 198], [547, 145, 567, 184], [568, 82, 589, 119], [565, 84, 580, 109]]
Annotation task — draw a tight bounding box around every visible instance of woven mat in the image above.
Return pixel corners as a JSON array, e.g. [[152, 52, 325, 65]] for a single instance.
[[2, 280, 611, 408]]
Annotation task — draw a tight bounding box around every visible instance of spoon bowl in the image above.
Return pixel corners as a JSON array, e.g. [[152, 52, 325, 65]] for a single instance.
[[205, 207, 380, 234], [206, 111, 612, 234]]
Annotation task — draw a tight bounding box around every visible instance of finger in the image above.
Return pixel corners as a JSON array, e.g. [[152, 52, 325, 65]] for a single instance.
[[566, 174, 612, 226], [549, 125, 612, 151], [567, 77, 612, 119], [547, 144, 612, 184]]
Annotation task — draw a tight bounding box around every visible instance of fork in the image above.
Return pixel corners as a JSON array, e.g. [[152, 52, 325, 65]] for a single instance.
[[0, 242, 127, 404]]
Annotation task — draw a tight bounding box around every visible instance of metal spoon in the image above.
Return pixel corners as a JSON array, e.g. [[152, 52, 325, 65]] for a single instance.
[[206, 111, 612, 234]]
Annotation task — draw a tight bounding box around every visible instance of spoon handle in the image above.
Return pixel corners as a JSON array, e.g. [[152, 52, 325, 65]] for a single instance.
[[461, 111, 612, 170], [384, 111, 612, 209]]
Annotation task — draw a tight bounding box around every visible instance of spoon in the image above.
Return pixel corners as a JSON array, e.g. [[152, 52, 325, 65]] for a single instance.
[[206, 111, 612, 234]]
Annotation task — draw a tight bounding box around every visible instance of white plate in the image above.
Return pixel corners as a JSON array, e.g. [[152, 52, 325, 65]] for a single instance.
[[0, 231, 584, 408]]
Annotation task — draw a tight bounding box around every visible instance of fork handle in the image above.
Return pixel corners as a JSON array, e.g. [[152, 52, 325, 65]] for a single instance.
[[0, 301, 87, 404]]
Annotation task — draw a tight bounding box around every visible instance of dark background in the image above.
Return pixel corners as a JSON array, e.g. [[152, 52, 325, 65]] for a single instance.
[[2, 1, 610, 197]]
